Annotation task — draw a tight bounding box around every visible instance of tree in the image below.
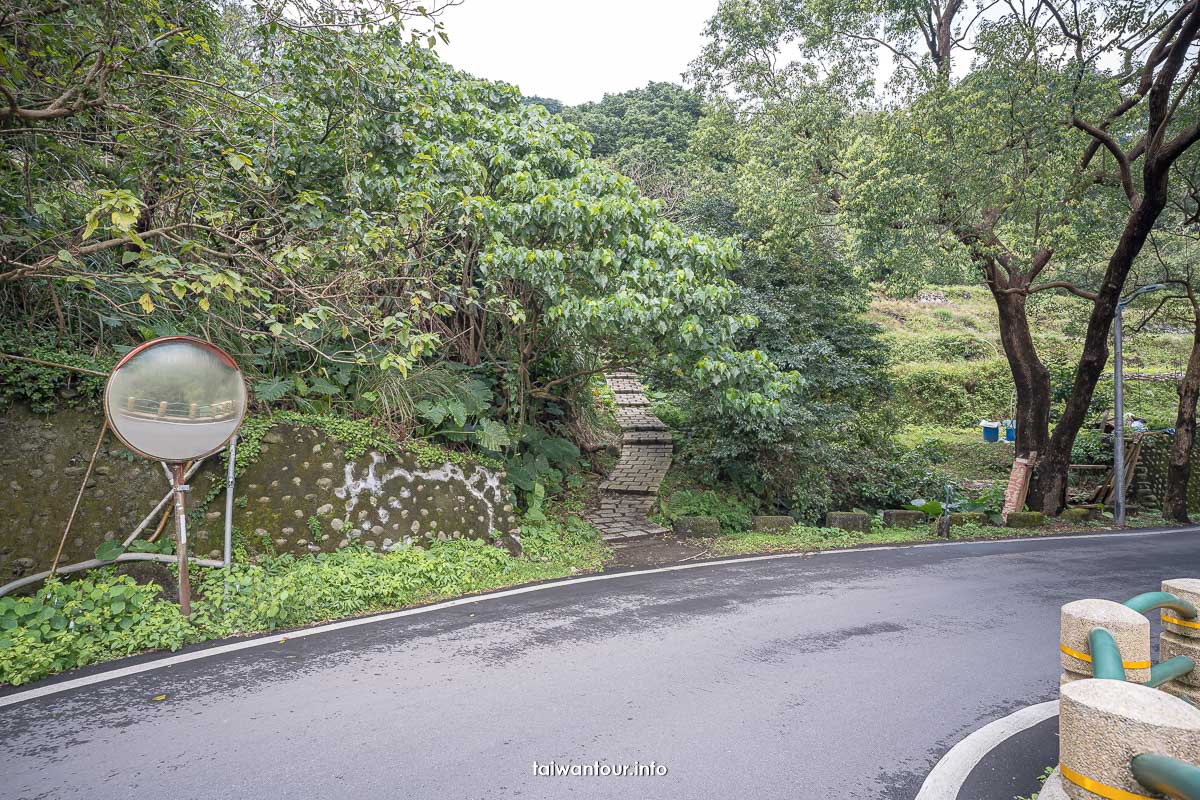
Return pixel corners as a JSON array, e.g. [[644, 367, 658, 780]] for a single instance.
[[695, 0, 1200, 513], [563, 83, 893, 515], [1, 1, 793, 456], [521, 95, 563, 114]]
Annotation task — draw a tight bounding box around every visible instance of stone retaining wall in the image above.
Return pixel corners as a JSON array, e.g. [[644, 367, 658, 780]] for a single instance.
[[0, 406, 517, 579]]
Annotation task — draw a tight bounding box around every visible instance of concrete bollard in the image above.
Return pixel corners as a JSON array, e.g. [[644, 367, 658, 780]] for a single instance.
[[823, 512, 870, 532], [1060, 599, 1151, 684], [1160, 579, 1200, 638], [1159, 579, 1200, 705], [1059, 679, 1200, 800], [673, 516, 720, 538], [881, 510, 925, 528], [1005, 511, 1045, 528], [750, 515, 794, 533]]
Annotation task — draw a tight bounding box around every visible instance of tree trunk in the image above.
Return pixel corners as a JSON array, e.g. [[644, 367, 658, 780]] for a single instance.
[[1164, 314, 1200, 522], [992, 287, 1051, 483], [1032, 178, 1170, 514]]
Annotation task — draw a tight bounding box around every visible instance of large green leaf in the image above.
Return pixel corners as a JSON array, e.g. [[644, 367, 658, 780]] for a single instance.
[[95, 540, 126, 562], [254, 379, 291, 403]]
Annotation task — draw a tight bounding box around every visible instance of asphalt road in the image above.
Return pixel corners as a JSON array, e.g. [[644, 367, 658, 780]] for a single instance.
[[3, 527, 1199, 800]]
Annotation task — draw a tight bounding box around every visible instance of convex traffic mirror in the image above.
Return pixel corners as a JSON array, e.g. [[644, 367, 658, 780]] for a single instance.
[[103, 336, 246, 616], [104, 336, 247, 463]]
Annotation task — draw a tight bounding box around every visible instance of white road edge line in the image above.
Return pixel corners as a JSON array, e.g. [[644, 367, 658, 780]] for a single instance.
[[1, 525, 1194, 709], [914, 700, 1059, 800]]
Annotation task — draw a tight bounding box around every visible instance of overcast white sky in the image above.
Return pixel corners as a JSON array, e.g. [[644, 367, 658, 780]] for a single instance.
[[438, 1, 720, 105]]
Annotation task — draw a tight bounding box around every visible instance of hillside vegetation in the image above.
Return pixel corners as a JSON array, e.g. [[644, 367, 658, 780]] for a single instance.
[[877, 285, 1190, 482], [877, 286, 1190, 429]]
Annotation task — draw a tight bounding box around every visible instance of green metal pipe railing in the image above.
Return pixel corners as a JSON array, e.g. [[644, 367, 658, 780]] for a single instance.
[[1125, 591, 1200, 620], [1131, 753, 1200, 800], [1149, 656, 1198, 688], [1089, 627, 1127, 681]]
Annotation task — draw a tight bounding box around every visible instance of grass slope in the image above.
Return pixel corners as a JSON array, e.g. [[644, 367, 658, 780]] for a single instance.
[[874, 285, 1189, 483]]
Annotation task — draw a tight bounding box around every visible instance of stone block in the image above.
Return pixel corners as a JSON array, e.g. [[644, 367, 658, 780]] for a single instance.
[[1059, 679, 1200, 800], [1005, 511, 1044, 528], [882, 510, 926, 529], [823, 512, 870, 533], [1060, 599, 1151, 684], [1162, 578, 1200, 638], [948, 512, 989, 527], [1159, 631, 1200, 687], [751, 515, 794, 533], [1061, 507, 1092, 523], [673, 516, 720, 538]]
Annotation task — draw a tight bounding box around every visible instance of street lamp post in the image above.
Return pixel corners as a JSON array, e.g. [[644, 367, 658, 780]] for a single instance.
[[1113, 283, 1167, 526]]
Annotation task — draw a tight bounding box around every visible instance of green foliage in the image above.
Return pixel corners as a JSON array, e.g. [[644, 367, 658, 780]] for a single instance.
[[890, 333, 995, 364], [564, 84, 893, 513], [0, 576, 189, 686], [517, 516, 608, 569], [562, 82, 703, 161], [893, 361, 1015, 428], [1, 514, 608, 686], [3, 4, 791, 476], [1071, 430, 1113, 466], [505, 428, 584, 509], [655, 488, 753, 534], [0, 328, 111, 413], [709, 525, 933, 555], [126, 539, 175, 556], [94, 541, 126, 562], [274, 412, 398, 460], [904, 498, 944, 519]]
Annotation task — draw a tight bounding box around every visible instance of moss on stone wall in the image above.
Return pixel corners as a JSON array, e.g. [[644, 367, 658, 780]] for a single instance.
[[0, 407, 517, 581]]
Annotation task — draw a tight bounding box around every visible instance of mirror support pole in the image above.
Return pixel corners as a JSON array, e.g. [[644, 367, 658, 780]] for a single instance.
[[171, 462, 192, 616]]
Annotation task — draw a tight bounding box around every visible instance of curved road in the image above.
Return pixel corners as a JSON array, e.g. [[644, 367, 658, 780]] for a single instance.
[[2, 527, 1198, 800]]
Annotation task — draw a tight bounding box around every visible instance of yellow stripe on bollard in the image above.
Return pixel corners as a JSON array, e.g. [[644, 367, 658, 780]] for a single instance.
[[1060, 764, 1155, 800], [1161, 611, 1200, 630], [1060, 643, 1151, 670]]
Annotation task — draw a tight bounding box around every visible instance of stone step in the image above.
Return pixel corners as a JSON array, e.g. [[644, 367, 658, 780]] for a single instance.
[[623, 431, 672, 445], [614, 396, 650, 407], [599, 483, 661, 495], [589, 369, 672, 543], [602, 526, 668, 543], [616, 418, 668, 432]]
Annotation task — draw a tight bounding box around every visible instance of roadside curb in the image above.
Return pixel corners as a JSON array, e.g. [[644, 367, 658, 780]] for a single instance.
[[915, 701, 1058, 800]]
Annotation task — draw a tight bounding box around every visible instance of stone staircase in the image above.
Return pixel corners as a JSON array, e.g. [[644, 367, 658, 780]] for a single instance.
[[586, 372, 673, 543]]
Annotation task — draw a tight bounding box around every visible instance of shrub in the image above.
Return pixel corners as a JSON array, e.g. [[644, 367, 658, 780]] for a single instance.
[[1071, 429, 1112, 465], [656, 489, 753, 534], [891, 360, 1014, 427], [0, 576, 188, 685], [0, 327, 112, 413]]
